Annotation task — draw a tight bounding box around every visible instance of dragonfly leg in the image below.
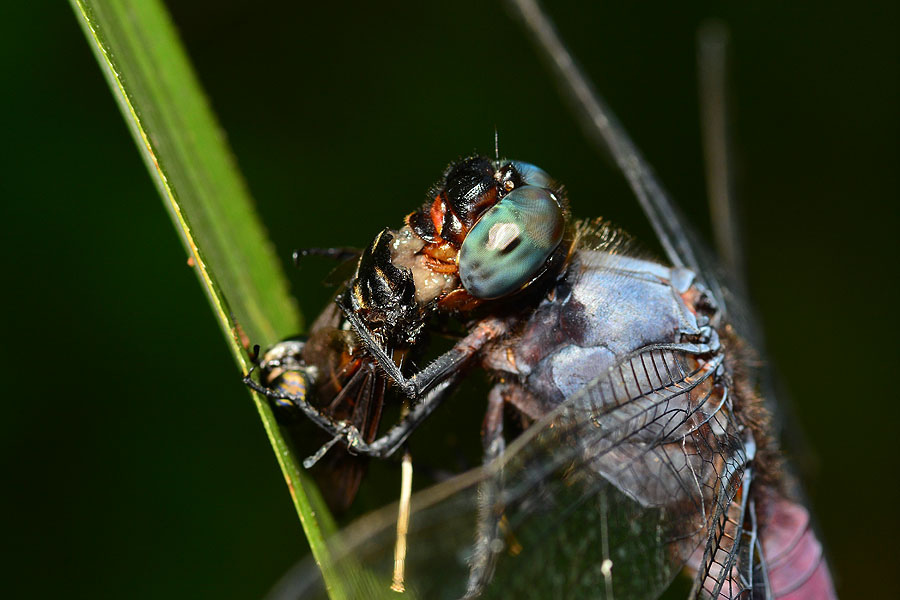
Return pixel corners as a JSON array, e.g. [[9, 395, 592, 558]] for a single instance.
[[243, 316, 508, 464], [243, 372, 340, 434], [325, 316, 513, 462], [245, 366, 462, 463], [340, 374, 463, 460], [465, 384, 510, 598], [343, 308, 513, 399], [248, 311, 511, 465]]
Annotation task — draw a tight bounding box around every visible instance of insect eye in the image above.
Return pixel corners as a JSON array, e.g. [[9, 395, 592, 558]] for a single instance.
[[458, 185, 565, 299], [509, 161, 555, 189], [496, 161, 556, 192]]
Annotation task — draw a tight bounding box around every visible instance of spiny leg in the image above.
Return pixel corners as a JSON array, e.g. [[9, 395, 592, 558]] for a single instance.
[[243, 373, 343, 437], [244, 369, 462, 463], [247, 313, 510, 465], [341, 306, 512, 399]]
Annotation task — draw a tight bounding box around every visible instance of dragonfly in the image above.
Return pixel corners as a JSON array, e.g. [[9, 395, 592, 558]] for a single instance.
[[245, 2, 836, 598]]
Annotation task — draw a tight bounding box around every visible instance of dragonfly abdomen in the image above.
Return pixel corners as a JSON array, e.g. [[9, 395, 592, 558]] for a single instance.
[[760, 495, 837, 599]]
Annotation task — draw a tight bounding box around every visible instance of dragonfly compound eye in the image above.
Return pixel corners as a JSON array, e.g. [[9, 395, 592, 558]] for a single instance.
[[508, 161, 555, 189], [458, 185, 565, 299]]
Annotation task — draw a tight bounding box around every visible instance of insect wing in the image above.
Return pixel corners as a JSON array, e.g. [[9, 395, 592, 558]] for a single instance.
[[284, 339, 748, 599]]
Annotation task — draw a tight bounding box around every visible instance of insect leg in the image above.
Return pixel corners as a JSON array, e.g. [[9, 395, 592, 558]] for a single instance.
[[343, 309, 512, 399], [346, 374, 461, 460], [245, 367, 459, 463], [465, 384, 510, 599], [243, 373, 343, 434]]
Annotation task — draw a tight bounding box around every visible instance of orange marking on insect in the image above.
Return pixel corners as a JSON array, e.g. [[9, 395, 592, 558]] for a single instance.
[[279, 373, 308, 397], [680, 287, 705, 316], [437, 288, 482, 312], [421, 252, 458, 275], [505, 347, 518, 371], [430, 194, 447, 236], [422, 239, 458, 261]]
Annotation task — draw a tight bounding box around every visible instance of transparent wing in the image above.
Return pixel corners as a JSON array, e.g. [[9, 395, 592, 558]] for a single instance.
[[505, 1, 785, 480], [505, 0, 761, 345], [283, 344, 750, 600]]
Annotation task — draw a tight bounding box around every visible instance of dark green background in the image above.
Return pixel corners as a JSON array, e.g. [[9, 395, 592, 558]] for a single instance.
[[4, 1, 896, 598]]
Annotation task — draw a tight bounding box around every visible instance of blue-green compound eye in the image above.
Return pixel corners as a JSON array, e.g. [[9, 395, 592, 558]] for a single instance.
[[458, 185, 565, 299], [509, 161, 555, 189]]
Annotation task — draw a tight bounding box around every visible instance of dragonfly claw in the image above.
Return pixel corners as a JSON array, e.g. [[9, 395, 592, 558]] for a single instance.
[[303, 431, 345, 468]]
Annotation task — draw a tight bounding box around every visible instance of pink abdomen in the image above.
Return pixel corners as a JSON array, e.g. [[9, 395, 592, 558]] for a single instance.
[[762, 497, 837, 599]]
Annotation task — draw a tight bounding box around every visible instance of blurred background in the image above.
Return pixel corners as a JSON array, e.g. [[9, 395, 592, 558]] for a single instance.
[[4, 1, 896, 598]]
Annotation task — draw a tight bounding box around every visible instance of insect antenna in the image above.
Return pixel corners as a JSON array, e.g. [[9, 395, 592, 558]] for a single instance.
[[494, 127, 500, 162], [292, 246, 361, 266]]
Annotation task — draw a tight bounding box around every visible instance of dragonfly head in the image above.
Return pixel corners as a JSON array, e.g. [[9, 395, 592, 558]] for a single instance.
[[343, 157, 573, 344], [406, 157, 571, 303]]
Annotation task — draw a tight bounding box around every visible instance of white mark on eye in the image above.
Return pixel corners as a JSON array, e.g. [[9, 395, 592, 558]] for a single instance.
[[486, 222, 520, 251]]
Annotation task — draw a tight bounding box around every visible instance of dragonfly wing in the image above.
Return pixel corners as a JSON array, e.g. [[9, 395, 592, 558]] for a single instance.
[[506, 0, 763, 348], [285, 345, 750, 600]]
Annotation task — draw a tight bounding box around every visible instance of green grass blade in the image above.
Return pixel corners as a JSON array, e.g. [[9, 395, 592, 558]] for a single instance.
[[69, 1, 343, 595]]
